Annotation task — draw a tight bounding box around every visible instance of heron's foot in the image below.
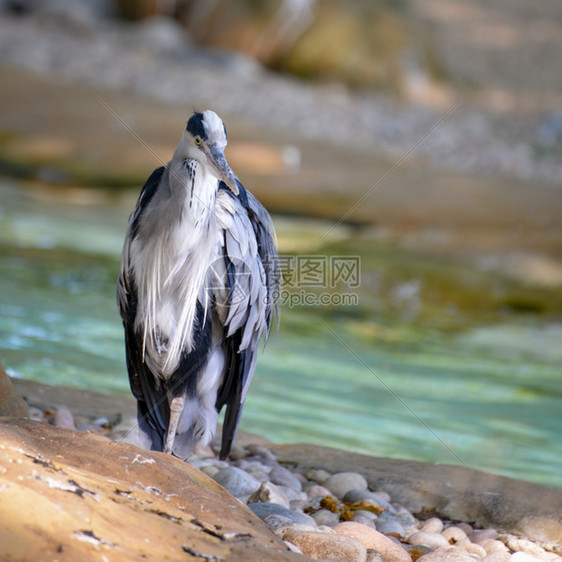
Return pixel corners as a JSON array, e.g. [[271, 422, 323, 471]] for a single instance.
[[164, 395, 185, 455]]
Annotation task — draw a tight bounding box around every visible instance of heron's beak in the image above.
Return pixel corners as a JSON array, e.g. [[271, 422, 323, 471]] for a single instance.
[[209, 146, 239, 195]]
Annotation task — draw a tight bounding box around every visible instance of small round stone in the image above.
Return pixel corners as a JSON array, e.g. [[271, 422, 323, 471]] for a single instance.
[[482, 552, 512, 562], [375, 515, 405, 537], [284, 529, 368, 562], [455, 538, 487, 557], [511, 553, 548, 562], [420, 517, 444, 534], [325, 472, 368, 500], [245, 444, 277, 462], [417, 546, 478, 561], [354, 509, 378, 522], [199, 465, 219, 477], [506, 536, 548, 557], [247, 481, 290, 509], [304, 484, 332, 499], [270, 465, 303, 491], [480, 539, 509, 554], [441, 526, 468, 543], [334, 521, 411, 562], [311, 509, 340, 527], [407, 530, 450, 549], [306, 469, 331, 484], [212, 466, 260, 498], [353, 515, 377, 529], [248, 502, 316, 527]]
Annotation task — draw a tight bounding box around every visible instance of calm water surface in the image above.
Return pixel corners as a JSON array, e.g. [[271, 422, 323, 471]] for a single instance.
[[1, 180, 560, 487]]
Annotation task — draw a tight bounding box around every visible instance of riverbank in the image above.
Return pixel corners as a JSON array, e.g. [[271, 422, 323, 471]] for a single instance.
[[3, 375, 561, 561]]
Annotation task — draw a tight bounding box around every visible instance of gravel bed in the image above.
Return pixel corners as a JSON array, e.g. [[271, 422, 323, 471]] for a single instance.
[[33, 405, 562, 562], [1, 7, 562, 188]]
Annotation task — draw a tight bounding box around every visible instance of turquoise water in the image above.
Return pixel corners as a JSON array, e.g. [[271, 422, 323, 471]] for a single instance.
[[1, 179, 561, 488]]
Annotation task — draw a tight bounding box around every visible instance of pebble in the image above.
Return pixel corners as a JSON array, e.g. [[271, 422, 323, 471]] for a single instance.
[[248, 502, 315, 528], [483, 552, 512, 562], [32, 402, 560, 562], [334, 521, 411, 562], [353, 509, 378, 522], [417, 546, 478, 561], [353, 514, 377, 529], [304, 484, 333, 499], [247, 481, 290, 509], [199, 465, 219, 478], [343, 488, 393, 511], [511, 553, 547, 562], [366, 550, 386, 562], [283, 529, 367, 562], [421, 517, 445, 534], [506, 536, 549, 557], [306, 469, 331, 484], [374, 514, 405, 537], [455, 538, 487, 557], [442, 526, 468, 544], [325, 472, 368, 499], [311, 508, 340, 527], [481, 539, 509, 554], [270, 465, 303, 491], [212, 466, 260, 498], [54, 406, 75, 429], [407, 530, 450, 549]]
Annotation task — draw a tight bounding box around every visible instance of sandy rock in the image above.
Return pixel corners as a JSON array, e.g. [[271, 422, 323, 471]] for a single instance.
[[325, 472, 368, 499], [0, 418, 299, 561], [248, 481, 291, 509], [334, 521, 411, 562], [0, 355, 28, 417], [408, 530, 450, 549], [516, 516, 562, 545], [284, 529, 367, 561], [418, 546, 479, 561]]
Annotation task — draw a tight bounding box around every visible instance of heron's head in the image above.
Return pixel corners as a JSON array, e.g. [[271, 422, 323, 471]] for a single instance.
[[174, 110, 239, 195]]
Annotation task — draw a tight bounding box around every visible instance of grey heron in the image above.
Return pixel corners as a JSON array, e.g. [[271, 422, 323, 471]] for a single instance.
[[117, 110, 280, 460]]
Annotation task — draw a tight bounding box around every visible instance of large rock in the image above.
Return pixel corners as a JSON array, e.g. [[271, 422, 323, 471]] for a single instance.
[[271, 444, 562, 545], [0, 418, 302, 561], [0, 355, 28, 417]]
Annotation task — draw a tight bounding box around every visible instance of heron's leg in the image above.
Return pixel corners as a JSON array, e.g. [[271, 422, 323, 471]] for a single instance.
[[164, 395, 185, 455]]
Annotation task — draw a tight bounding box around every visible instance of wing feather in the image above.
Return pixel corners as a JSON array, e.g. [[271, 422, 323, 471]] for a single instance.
[[214, 182, 281, 459]]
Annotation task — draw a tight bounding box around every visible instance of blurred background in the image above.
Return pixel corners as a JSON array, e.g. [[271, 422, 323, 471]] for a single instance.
[[0, 0, 561, 487]]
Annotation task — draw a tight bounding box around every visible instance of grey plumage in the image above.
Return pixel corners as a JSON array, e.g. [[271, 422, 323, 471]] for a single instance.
[[117, 110, 280, 460]]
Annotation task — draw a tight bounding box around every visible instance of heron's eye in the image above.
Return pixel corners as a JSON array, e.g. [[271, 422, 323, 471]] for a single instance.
[[194, 136, 202, 146]]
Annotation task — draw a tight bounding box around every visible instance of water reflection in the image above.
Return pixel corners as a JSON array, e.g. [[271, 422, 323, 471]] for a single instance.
[[0, 179, 560, 487]]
